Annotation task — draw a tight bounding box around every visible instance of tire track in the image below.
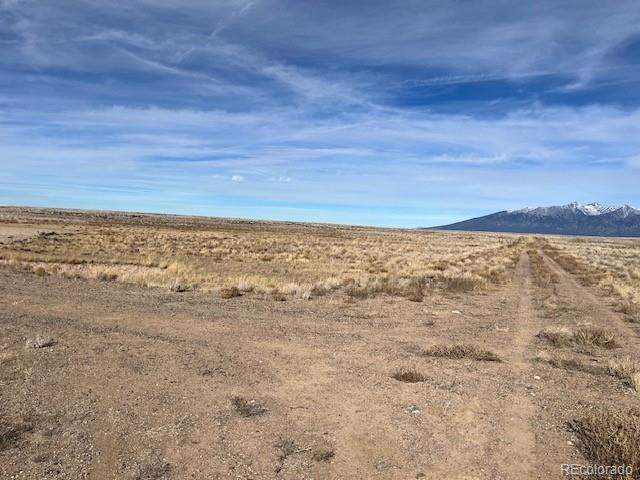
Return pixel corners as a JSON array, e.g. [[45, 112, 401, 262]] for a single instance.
[[494, 251, 538, 479], [542, 251, 640, 346], [427, 251, 541, 479]]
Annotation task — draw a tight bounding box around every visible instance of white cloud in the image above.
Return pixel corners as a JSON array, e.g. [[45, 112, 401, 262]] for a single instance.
[[1, 0, 639, 225]]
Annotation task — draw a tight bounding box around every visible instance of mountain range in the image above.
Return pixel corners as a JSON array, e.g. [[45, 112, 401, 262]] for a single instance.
[[433, 202, 640, 237]]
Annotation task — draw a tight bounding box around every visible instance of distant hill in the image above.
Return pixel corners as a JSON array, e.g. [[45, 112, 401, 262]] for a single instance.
[[432, 202, 640, 237]]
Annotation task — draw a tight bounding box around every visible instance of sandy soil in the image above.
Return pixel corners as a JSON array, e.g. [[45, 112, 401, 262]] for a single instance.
[[1, 222, 639, 479]]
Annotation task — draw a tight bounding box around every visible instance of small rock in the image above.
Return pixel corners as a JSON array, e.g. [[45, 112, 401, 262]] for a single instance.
[[451, 310, 462, 314], [534, 375, 541, 380]]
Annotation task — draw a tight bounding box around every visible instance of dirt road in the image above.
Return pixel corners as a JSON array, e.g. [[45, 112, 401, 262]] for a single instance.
[[1, 246, 639, 479]]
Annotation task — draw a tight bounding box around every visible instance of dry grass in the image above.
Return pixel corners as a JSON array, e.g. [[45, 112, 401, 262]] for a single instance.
[[609, 359, 640, 392], [536, 326, 573, 346], [621, 300, 640, 323], [568, 409, 640, 477], [0, 210, 525, 301], [312, 449, 335, 462], [422, 344, 501, 362], [545, 237, 640, 318], [392, 368, 428, 383], [219, 286, 241, 299], [527, 248, 559, 288], [231, 397, 268, 417], [544, 355, 607, 376], [270, 289, 287, 301], [25, 335, 55, 349], [537, 353, 640, 391], [167, 278, 187, 292], [32, 265, 47, 276], [537, 326, 618, 349], [574, 326, 619, 349]]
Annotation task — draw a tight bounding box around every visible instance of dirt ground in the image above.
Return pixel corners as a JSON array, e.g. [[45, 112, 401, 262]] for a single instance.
[[1, 214, 640, 479]]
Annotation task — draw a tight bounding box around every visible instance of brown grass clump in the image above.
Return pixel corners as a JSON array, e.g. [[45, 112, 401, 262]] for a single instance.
[[568, 409, 640, 476], [25, 335, 55, 349], [345, 285, 371, 299], [32, 265, 47, 276], [423, 344, 501, 362], [392, 368, 428, 383], [537, 326, 618, 349], [536, 326, 574, 347], [219, 286, 241, 299], [544, 355, 606, 376], [622, 301, 640, 323], [231, 396, 267, 417], [574, 326, 619, 349], [609, 359, 640, 392], [440, 275, 481, 293]]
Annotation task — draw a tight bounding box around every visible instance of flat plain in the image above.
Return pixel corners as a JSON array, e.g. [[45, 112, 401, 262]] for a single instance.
[[1, 207, 640, 479]]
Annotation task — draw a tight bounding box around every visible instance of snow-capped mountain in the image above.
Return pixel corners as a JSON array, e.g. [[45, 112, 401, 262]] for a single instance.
[[513, 202, 624, 217], [433, 202, 640, 237]]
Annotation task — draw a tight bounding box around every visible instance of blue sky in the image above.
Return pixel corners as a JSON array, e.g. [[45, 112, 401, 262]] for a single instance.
[[1, 0, 640, 227]]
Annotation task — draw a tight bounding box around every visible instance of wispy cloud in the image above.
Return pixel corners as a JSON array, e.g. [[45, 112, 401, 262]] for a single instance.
[[1, 1, 639, 225]]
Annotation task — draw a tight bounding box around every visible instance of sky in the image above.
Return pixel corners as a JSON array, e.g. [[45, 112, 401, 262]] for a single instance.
[[1, 0, 640, 227]]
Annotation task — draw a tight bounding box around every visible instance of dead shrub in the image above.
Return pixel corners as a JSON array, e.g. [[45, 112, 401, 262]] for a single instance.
[[423, 344, 501, 362], [219, 286, 241, 299], [231, 396, 267, 417], [275, 437, 298, 460], [568, 409, 640, 477], [274, 437, 306, 473], [392, 368, 428, 383]]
